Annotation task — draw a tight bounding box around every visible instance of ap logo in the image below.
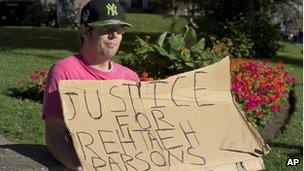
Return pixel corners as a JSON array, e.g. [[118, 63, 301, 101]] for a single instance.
[[286, 158, 300, 166]]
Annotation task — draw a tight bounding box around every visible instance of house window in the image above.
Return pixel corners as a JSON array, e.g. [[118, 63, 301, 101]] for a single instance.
[[119, 0, 131, 8], [143, 0, 148, 8], [126, 0, 131, 8], [132, 0, 142, 7]]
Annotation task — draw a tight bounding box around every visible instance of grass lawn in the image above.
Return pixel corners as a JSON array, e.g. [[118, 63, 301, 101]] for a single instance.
[[263, 42, 303, 170], [0, 22, 302, 170]]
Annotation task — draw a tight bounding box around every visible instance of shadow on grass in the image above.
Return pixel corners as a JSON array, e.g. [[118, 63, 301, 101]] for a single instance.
[[268, 142, 303, 159], [275, 55, 303, 68], [0, 48, 68, 61], [0, 27, 80, 52], [6, 87, 43, 103], [0, 144, 65, 171]]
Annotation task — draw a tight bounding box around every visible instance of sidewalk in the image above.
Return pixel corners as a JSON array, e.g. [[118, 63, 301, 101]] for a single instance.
[[0, 134, 65, 170], [0, 134, 12, 145]]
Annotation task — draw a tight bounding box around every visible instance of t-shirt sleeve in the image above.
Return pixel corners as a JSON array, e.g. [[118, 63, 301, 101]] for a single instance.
[[131, 70, 140, 83], [42, 64, 67, 119], [126, 68, 140, 83]]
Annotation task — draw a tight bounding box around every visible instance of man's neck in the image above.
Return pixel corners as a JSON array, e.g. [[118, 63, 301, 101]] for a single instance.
[[80, 47, 111, 70]]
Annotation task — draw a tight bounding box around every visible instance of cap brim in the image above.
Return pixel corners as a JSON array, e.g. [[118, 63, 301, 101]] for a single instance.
[[88, 19, 133, 27]]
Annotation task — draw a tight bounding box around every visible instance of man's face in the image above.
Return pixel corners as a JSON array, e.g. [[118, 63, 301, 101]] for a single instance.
[[87, 25, 126, 58]]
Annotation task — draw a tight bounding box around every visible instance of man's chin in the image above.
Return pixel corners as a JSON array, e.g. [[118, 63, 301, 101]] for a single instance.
[[100, 50, 118, 59]]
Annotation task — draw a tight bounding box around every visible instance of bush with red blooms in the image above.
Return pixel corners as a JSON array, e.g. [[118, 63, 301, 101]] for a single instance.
[[230, 59, 297, 126], [13, 69, 48, 102], [139, 71, 154, 81]]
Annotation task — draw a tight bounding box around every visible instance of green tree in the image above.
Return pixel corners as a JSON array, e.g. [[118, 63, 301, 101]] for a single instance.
[[194, 0, 302, 58]]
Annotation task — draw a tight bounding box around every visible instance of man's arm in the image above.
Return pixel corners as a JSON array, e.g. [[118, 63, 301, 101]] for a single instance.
[[45, 115, 83, 171]]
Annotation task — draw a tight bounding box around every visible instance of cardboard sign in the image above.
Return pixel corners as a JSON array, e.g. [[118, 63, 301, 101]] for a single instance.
[[58, 57, 270, 171]]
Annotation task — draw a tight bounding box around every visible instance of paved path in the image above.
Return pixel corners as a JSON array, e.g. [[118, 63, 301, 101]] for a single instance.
[[0, 134, 65, 171], [0, 134, 12, 145]]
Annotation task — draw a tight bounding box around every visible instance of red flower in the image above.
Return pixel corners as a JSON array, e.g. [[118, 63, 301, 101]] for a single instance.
[[270, 105, 280, 112], [140, 71, 153, 81], [29, 75, 38, 81], [257, 110, 265, 118]]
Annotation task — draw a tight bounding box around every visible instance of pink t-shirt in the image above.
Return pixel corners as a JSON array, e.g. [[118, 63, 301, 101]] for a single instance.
[[43, 54, 139, 119]]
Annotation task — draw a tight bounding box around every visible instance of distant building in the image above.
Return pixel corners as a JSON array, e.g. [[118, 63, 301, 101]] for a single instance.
[[0, 0, 194, 26], [56, 0, 193, 27], [0, 0, 34, 25], [273, 2, 303, 41], [0, 0, 56, 26], [120, 0, 194, 15]]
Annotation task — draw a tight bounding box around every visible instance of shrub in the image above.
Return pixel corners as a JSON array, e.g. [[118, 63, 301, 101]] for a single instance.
[[200, 20, 256, 59], [22, 3, 57, 27], [250, 19, 283, 58], [124, 26, 223, 79], [230, 59, 297, 126], [195, 0, 284, 58], [9, 69, 48, 102]]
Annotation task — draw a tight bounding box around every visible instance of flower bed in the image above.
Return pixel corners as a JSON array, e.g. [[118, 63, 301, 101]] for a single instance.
[[8, 69, 48, 102], [230, 59, 297, 127], [257, 90, 295, 143]]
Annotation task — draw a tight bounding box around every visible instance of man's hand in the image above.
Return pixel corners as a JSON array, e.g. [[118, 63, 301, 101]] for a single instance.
[[45, 115, 83, 171]]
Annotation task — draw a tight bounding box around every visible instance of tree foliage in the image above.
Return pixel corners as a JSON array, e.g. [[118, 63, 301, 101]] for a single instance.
[[193, 0, 302, 58]]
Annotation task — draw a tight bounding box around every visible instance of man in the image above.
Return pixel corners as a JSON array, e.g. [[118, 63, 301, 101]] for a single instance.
[[43, 0, 139, 170]]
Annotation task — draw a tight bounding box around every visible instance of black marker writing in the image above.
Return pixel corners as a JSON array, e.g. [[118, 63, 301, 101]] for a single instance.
[[98, 130, 119, 155], [76, 131, 101, 161], [110, 85, 127, 112], [109, 156, 123, 171], [116, 115, 129, 137], [187, 147, 206, 166], [151, 109, 174, 129], [122, 83, 139, 115], [156, 129, 182, 151], [167, 149, 184, 166], [91, 156, 107, 170], [135, 112, 152, 130], [135, 151, 151, 171], [149, 81, 168, 109], [62, 92, 78, 121], [116, 128, 137, 154], [171, 76, 190, 107], [179, 121, 200, 148], [150, 151, 167, 167], [147, 132, 164, 150], [193, 71, 214, 107], [120, 153, 138, 171], [83, 90, 103, 120]]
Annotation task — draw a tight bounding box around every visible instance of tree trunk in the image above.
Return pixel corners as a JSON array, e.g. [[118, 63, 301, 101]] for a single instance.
[[247, 0, 255, 33], [56, 0, 76, 28]]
